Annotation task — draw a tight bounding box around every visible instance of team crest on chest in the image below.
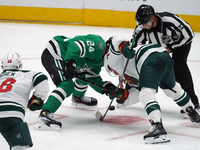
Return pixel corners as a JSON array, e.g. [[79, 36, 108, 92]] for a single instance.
[[77, 64, 92, 72], [77, 64, 98, 77], [98, 42, 105, 50]]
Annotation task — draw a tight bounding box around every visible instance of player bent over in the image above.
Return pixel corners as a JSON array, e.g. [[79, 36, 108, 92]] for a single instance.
[[35, 34, 128, 130], [0, 53, 49, 150], [104, 35, 200, 144]]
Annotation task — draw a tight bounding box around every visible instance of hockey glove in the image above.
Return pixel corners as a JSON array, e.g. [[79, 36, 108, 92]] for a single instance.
[[119, 41, 136, 59], [28, 95, 44, 111], [102, 81, 116, 95], [102, 81, 129, 101], [63, 59, 76, 80], [109, 88, 129, 101]]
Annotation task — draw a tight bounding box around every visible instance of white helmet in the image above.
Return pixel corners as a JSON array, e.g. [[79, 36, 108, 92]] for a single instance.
[[1, 53, 22, 70]]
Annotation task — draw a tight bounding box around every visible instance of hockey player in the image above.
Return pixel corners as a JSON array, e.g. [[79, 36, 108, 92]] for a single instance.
[[36, 34, 128, 130], [0, 53, 49, 150], [104, 36, 140, 107], [104, 35, 200, 144], [132, 4, 199, 117]]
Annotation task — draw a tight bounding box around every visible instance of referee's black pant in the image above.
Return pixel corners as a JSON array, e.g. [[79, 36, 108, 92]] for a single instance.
[[172, 42, 199, 108]]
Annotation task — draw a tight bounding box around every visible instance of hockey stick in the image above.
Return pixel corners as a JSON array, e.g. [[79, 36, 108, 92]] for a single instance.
[[52, 65, 109, 92], [95, 58, 130, 121], [95, 37, 136, 121]]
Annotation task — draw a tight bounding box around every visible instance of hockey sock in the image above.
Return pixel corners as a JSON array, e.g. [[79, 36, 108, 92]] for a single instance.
[[43, 95, 62, 113]]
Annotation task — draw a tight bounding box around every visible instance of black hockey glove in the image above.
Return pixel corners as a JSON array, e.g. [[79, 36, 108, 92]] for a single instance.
[[63, 59, 76, 80], [102, 81, 116, 95], [28, 95, 44, 111]]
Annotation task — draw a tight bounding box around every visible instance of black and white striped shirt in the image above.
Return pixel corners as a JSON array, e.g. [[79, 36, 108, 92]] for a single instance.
[[132, 12, 194, 50]]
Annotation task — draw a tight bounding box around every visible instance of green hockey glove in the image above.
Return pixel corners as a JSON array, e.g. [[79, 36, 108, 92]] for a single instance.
[[109, 88, 129, 101], [28, 95, 44, 111], [119, 41, 136, 59]]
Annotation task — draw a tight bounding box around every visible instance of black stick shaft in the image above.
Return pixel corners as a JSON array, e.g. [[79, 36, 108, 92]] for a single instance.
[[52, 66, 109, 92], [99, 59, 130, 121]]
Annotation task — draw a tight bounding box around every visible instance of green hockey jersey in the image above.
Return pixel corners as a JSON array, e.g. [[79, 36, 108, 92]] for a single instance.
[[46, 34, 106, 93]]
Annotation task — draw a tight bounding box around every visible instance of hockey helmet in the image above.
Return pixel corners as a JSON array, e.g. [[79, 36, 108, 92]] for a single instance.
[[135, 4, 155, 25], [105, 36, 113, 51], [1, 52, 22, 70]]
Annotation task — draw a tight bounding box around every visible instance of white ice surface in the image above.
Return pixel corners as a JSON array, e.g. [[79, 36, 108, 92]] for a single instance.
[[0, 23, 200, 150]]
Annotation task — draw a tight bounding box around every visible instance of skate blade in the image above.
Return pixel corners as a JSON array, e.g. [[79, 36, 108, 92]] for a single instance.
[[145, 134, 170, 144], [181, 113, 190, 119], [34, 121, 61, 131]]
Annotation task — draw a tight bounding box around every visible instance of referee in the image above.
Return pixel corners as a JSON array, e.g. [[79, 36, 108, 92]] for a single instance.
[[132, 4, 199, 115]]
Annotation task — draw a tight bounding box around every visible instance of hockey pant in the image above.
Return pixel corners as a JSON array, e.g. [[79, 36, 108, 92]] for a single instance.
[[0, 118, 33, 149], [172, 43, 199, 106], [41, 49, 74, 113]]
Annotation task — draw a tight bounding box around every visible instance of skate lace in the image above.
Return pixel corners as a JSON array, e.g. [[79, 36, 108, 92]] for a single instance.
[[149, 125, 156, 132], [81, 96, 92, 103], [48, 113, 54, 119]]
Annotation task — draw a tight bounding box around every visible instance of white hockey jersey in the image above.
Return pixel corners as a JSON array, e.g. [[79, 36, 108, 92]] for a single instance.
[[0, 70, 49, 120], [104, 35, 140, 106], [105, 35, 139, 87]]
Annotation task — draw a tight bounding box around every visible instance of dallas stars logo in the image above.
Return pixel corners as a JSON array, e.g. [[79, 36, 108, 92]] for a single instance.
[[77, 64, 99, 77]]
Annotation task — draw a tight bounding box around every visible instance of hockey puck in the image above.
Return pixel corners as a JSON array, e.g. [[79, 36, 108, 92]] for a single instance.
[[108, 105, 115, 111]]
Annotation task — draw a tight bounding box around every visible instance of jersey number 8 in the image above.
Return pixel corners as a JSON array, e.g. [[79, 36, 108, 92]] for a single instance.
[[0, 78, 16, 93]]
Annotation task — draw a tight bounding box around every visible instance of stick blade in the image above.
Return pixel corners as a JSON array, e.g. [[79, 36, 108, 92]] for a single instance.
[[95, 111, 103, 122]]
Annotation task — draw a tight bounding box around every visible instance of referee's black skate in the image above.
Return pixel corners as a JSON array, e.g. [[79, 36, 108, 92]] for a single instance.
[[34, 109, 62, 131], [194, 104, 200, 115], [144, 119, 170, 144], [71, 95, 97, 106], [186, 106, 200, 123]]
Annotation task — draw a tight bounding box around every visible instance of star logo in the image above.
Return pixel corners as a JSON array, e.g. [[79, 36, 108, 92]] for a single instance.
[[77, 64, 92, 72], [77, 64, 99, 78]]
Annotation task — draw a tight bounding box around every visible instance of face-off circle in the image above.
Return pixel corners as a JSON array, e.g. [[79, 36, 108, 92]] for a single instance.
[[103, 116, 146, 125]]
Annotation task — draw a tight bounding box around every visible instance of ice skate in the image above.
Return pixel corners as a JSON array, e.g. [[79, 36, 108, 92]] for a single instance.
[[180, 109, 189, 119], [144, 119, 170, 144], [186, 106, 200, 123], [71, 95, 97, 106], [194, 104, 200, 115], [34, 109, 62, 131]]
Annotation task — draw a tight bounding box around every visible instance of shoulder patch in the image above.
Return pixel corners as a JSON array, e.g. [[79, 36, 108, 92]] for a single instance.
[[98, 42, 105, 50]]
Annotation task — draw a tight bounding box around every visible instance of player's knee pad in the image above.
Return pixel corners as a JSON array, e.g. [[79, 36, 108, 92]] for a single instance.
[[162, 82, 184, 100], [139, 87, 156, 106]]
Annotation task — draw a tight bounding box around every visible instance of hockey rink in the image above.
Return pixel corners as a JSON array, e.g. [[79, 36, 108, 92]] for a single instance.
[[0, 22, 200, 150]]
